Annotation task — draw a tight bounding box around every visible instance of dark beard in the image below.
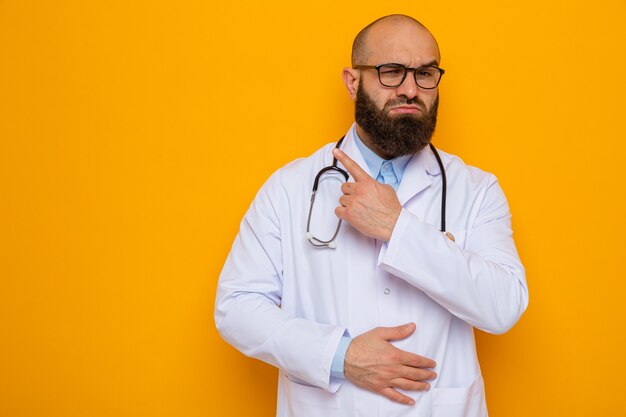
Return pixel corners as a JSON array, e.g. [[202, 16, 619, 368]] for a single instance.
[[355, 86, 439, 158]]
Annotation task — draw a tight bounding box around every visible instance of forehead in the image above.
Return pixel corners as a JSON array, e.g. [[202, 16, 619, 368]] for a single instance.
[[364, 21, 440, 66]]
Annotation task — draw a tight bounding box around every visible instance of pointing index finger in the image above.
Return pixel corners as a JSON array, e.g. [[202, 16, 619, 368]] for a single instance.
[[332, 148, 371, 182]]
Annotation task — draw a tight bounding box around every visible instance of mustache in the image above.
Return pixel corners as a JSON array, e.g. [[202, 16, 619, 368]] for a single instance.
[[384, 96, 426, 112]]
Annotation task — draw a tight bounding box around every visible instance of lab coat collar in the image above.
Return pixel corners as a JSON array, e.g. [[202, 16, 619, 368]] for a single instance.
[[340, 124, 442, 206]]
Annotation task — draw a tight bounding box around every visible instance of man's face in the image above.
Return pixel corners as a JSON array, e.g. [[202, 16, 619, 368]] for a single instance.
[[355, 78, 439, 158], [347, 20, 442, 158]]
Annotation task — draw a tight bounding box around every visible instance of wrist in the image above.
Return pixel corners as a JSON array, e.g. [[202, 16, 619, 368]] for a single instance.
[[383, 207, 401, 241]]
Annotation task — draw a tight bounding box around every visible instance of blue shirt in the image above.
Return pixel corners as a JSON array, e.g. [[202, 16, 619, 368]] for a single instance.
[[330, 126, 413, 379]]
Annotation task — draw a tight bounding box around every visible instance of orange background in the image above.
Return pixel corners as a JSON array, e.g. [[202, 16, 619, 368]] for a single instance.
[[2, 1, 626, 416]]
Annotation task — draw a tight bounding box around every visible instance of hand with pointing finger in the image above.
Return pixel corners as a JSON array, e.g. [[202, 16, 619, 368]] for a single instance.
[[344, 323, 437, 406], [332, 148, 402, 241]]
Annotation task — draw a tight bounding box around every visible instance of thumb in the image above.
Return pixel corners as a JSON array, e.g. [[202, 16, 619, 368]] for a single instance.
[[379, 322, 416, 341]]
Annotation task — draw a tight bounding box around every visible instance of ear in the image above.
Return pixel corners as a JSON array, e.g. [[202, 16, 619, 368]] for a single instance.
[[342, 67, 360, 101]]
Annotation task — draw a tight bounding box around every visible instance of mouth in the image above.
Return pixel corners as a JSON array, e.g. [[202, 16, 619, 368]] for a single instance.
[[388, 105, 422, 114]]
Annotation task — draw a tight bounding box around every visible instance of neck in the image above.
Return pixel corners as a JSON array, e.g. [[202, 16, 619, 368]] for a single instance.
[[355, 124, 394, 160]]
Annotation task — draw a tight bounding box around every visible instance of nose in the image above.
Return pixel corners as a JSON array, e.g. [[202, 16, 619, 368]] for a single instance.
[[395, 69, 419, 100]]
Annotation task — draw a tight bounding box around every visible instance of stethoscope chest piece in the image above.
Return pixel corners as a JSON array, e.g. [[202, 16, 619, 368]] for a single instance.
[[443, 231, 455, 242]]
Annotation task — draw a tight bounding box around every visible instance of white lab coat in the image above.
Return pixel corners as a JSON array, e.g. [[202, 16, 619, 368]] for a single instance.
[[215, 125, 528, 417]]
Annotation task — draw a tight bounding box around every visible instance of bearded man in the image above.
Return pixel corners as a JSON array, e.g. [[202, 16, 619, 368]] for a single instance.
[[215, 14, 528, 417]]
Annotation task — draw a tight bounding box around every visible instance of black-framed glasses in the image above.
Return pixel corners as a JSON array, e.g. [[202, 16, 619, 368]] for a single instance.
[[353, 63, 445, 89]]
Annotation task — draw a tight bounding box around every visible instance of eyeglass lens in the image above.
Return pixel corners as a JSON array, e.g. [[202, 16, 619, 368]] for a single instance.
[[378, 64, 442, 89]]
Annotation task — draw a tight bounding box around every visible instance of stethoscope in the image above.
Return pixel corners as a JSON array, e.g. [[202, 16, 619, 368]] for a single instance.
[[305, 136, 455, 248]]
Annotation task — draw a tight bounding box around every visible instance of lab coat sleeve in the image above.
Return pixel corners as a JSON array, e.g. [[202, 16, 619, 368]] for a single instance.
[[214, 171, 346, 392], [378, 174, 528, 334]]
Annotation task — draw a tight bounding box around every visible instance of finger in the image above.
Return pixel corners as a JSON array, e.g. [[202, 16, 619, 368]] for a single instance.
[[332, 148, 372, 182], [335, 206, 347, 220], [397, 351, 437, 370], [338, 195, 351, 207], [376, 323, 416, 341], [341, 182, 352, 195], [399, 366, 438, 381], [390, 378, 431, 392], [380, 387, 415, 406]]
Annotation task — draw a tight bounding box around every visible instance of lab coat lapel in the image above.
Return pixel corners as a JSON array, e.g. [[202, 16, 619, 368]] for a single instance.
[[396, 145, 439, 206]]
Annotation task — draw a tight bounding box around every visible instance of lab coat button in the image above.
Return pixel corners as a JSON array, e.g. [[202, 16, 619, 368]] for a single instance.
[[384, 288, 390, 295]]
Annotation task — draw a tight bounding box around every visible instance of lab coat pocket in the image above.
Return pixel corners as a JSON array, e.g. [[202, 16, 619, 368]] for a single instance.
[[284, 374, 339, 417], [431, 374, 487, 417]]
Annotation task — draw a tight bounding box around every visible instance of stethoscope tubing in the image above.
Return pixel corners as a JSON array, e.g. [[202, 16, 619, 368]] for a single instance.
[[306, 136, 451, 248], [428, 142, 447, 233]]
